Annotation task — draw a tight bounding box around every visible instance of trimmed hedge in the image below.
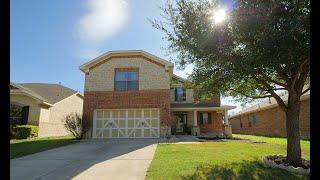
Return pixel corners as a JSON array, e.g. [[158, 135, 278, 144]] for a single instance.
[[12, 125, 39, 139]]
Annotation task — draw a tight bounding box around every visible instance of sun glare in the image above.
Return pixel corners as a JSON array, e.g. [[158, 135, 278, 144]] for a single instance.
[[212, 9, 226, 24]]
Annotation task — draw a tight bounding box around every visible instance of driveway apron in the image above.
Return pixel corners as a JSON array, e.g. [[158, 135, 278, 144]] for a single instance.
[[10, 139, 158, 180]]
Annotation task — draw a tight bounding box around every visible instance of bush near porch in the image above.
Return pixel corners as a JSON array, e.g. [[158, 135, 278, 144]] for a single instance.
[[146, 134, 309, 179]]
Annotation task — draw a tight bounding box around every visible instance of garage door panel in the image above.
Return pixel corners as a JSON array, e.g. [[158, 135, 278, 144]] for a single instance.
[[144, 110, 151, 118], [103, 111, 110, 118], [151, 110, 158, 118], [151, 119, 158, 127], [118, 119, 126, 128], [94, 109, 160, 138], [135, 129, 142, 137], [96, 120, 103, 128], [135, 110, 142, 118], [96, 129, 103, 138]]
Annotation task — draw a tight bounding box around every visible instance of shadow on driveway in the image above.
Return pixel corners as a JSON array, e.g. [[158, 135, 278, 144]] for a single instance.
[[10, 138, 159, 180]]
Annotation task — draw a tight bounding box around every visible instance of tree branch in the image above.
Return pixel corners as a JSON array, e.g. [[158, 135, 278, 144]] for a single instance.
[[274, 66, 291, 83], [230, 89, 272, 99], [290, 59, 309, 90], [253, 77, 288, 112], [260, 72, 288, 89], [301, 87, 310, 95]]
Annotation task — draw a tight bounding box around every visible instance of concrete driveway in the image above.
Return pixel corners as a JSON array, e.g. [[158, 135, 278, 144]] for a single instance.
[[10, 139, 158, 180]]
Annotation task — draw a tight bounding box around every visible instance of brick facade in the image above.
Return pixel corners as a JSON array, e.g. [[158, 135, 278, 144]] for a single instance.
[[229, 98, 310, 139], [197, 111, 224, 135], [82, 89, 171, 136]]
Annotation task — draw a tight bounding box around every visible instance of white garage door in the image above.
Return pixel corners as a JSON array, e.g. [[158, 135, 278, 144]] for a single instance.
[[93, 108, 160, 138]]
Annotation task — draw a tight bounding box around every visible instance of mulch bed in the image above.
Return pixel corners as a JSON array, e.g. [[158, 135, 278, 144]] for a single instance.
[[265, 155, 310, 169]]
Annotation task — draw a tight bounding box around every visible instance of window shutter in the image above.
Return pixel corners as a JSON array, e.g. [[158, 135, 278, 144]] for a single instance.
[[208, 113, 212, 124], [174, 88, 178, 101], [183, 88, 186, 101], [200, 113, 203, 124]]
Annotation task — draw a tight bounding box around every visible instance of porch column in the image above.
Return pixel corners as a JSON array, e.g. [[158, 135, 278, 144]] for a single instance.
[[193, 110, 197, 126], [224, 110, 229, 125]]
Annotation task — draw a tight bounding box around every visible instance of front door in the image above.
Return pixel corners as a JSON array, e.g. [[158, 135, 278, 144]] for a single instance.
[[175, 114, 187, 133]]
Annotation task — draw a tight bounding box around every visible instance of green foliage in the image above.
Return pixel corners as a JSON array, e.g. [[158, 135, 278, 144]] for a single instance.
[[153, 0, 310, 165], [147, 136, 309, 179], [152, 0, 310, 101], [12, 125, 39, 139], [10, 104, 22, 117], [63, 113, 82, 139]]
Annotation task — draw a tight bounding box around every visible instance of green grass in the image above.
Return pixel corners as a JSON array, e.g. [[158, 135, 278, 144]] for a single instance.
[[147, 134, 310, 180], [10, 136, 77, 159]]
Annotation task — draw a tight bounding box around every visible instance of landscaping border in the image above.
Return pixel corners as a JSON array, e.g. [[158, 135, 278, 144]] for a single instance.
[[263, 155, 310, 175]]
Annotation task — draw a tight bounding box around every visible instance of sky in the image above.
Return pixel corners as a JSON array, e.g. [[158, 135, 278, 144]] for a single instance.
[[10, 0, 250, 115]]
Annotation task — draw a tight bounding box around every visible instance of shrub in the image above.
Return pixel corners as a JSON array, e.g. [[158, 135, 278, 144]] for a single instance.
[[64, 113, 82, 139], [12, 125, 39, 139], [10, 125, 15, 139]]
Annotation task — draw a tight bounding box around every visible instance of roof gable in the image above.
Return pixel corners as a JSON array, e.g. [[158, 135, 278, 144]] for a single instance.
[[79, 50, 174, 73], [10, 83, 79, 105]]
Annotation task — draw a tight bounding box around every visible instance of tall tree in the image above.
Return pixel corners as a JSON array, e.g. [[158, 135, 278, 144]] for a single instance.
[[152, 0, 309, 166]]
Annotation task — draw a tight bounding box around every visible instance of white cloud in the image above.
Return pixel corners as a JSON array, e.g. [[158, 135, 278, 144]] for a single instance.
[[77, 0, 130, 43]]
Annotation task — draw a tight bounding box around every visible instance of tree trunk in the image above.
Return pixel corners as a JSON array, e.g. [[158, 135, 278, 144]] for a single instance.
[[285, 92, 302, 166]]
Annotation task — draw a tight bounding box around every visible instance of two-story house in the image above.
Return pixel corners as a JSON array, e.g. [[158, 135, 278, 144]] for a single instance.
[[79, 50, 235, 138]]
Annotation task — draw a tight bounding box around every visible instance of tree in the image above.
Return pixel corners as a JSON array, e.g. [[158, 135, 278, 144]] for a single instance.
[[151, 0, 309, 166]]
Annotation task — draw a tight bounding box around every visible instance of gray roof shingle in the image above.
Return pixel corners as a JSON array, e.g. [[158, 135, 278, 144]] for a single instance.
[[15, 83, 78, 104]]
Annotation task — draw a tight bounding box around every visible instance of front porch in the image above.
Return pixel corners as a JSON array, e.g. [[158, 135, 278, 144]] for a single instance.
[[170, 104, 235, 138]]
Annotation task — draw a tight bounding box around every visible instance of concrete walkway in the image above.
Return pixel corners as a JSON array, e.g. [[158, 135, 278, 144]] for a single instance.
[[10, 139, 158, 180]]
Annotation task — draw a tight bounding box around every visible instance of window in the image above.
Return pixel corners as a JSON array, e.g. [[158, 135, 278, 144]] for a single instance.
[[254, 116, 259, 125], [240, 117, 243, 128], [248, 115, 252, 127], [254, 116, 259, 124], [115, 69, 138, 91], [200, 112, 212, 124], [174, 87, 186, 102]]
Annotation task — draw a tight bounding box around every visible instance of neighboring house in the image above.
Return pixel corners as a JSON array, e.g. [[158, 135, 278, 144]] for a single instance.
[[10, 83, 83, 137], [79, 50, 235, 138], [229, 91, 310, 139]]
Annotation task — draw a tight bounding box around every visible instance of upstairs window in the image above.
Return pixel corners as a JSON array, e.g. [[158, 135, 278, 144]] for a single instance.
[[175, 87, 186, 102], [115, 69, 138, 91]]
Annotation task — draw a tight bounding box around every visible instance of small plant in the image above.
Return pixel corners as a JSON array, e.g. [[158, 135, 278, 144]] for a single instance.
[[63, 113, 82, 139], [12, 125, 38, 139]]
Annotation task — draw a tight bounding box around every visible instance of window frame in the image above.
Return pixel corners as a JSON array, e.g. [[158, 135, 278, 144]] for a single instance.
[[174, 87, 186, 102], [200, 112, 212, 125], [248, 115, 252, 127], [114, 68, 139, 91]]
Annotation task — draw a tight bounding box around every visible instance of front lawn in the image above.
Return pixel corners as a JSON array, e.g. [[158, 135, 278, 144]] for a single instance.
[[147, 134, 310, 179], [10, 136, 76, 159]]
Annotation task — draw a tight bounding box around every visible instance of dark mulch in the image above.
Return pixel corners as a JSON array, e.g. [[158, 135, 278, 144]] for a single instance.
[[266, 155, 310, 169]]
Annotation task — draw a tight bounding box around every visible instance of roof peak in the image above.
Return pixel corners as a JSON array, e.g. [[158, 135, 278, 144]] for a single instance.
[[79, 50, 174, 73]]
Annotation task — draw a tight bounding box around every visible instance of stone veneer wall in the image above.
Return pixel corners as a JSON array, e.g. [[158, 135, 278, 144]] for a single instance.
[[229, 98, 310, 139], [84, 57, 170, 91], [38, 94, 83, 137]]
